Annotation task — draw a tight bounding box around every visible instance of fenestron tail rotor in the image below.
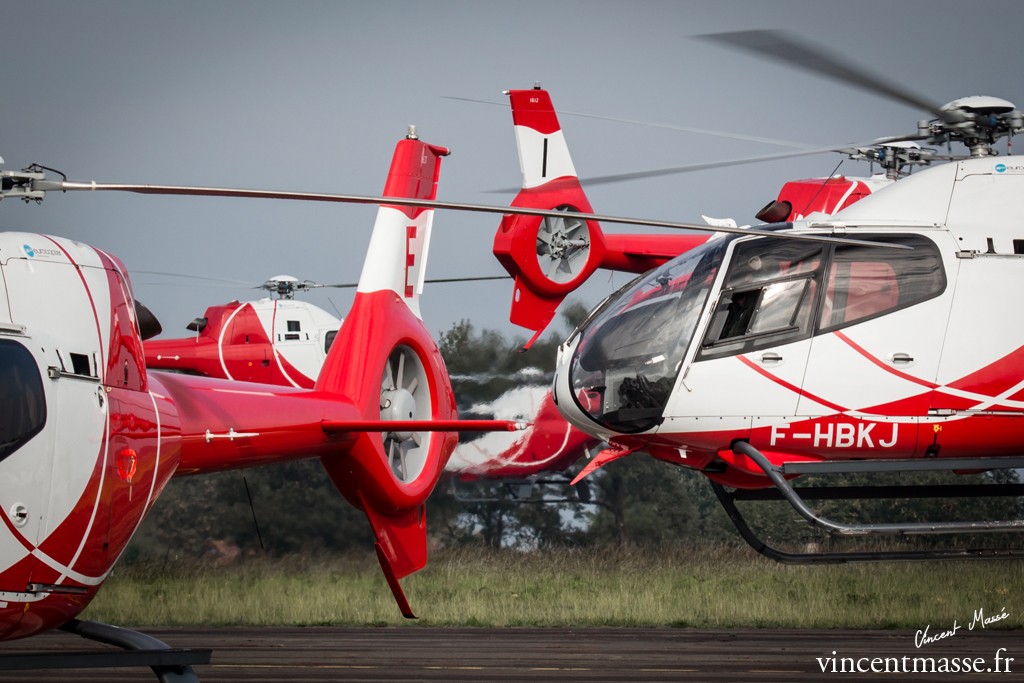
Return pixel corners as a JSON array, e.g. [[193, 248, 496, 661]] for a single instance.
[[379, 345, 431, 483], [536, 207, 591, 284]]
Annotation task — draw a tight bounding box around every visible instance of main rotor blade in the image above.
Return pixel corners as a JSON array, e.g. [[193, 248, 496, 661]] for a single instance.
[[45, 179, 909, 249], [486, 133, 930, 192], [134, 270, 258, 286], [578, 134, 933, 186], [313, 275, 511, 289], [443, 95, 821, 150], [133, 270, 509, 291], [697, 30, 949, 121]]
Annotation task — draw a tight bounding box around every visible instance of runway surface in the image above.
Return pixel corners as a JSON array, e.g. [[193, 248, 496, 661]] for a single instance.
[[1, 626, 1021, 681]]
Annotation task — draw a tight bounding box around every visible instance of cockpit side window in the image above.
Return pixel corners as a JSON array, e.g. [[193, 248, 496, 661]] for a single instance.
[[699, 238, 823, 360], [0, 340, 46, 463], [818, 234, 945, 332], [697, 234, 945, 361]]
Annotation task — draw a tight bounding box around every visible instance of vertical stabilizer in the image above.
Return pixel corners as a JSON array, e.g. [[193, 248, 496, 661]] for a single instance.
[[315, 132, 458, 618], [493, 87, 606, 343], [356, 130, 449, 319], [494, 87, 711, 344]]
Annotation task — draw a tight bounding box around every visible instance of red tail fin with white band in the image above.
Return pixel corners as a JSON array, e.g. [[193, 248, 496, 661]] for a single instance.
[[315, 133, 457, 617], [493, 86, 708, 346]]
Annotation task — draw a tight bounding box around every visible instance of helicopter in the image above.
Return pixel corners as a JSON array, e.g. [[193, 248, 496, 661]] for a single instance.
[[143, 276, 343, 388], [0, 131, 523, 678], [488, 31, 1024, 561]]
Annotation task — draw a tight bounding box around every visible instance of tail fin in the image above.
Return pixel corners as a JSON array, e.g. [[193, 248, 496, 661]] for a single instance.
[[493, 87, 707, 346], [315, 131, 457, 617], [493, 87, 607, 343], [353, 128, 447, 320]]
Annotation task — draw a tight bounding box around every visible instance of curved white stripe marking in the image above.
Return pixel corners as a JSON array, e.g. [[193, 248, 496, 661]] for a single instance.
[[34, 548, 106, 586], [39, 238, 111, 586], [108, 390, 163, 568], [491, 423, 575, 471], [830, 180, 860, 213], [57, 398, 109, 584], [217, 303, 248, 380]]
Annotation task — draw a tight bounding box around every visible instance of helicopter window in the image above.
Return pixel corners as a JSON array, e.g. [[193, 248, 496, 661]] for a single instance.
[[324, 330, 337, 353], [69, 352, 92, 377], [568, 235, 731, 433], [0, 340, 46, 464], [699, 238, 823, 360], [818, 234, 945, 332], [749, 279, 811, 333]]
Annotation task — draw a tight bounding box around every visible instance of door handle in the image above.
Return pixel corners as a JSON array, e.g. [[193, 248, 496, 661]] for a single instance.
[[759, 352, 783, 365], [891, 353, 914, 364]]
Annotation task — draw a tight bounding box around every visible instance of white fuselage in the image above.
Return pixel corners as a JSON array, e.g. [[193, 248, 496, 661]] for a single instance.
[[553, 156, 1024, 477]]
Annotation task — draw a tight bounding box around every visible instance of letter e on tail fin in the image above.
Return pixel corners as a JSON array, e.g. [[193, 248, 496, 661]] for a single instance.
[[357, 132, 450, 319]]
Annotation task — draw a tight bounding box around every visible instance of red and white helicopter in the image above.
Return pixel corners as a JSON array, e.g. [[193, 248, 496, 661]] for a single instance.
[[488, 32, 1024, 561], [0, 131, 522, 676], [143, 275, 342, 389]]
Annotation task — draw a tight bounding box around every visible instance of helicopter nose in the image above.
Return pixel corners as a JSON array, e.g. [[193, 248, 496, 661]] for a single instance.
[[551, 336, 597, 437]]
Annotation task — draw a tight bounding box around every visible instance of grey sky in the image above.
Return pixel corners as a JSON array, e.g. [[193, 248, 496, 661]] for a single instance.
[[3, 0, 1023, 343]]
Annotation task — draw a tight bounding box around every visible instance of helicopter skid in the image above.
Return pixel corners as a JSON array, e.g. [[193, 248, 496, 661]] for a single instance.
[[0, 618, 210, 682], [710, 440, 1024, 563]]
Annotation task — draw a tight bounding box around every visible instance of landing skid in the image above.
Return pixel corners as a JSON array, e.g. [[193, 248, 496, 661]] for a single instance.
[[712, 440, 1024, 563], [0, 619, 210, 682]]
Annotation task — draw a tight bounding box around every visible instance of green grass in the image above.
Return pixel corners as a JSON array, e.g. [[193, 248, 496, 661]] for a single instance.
[[84, 545, 1023, 629]]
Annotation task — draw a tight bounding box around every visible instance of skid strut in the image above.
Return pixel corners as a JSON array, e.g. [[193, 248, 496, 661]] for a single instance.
[[0, 619, 211, 682], [712, 440, 1024, 563]]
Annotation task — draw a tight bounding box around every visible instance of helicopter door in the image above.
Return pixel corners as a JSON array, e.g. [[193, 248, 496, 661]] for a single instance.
[[0, 340, 49, 599], [1, 255, 108, 596], [669, 237, 823, 422], [796, 233, 952, 454]]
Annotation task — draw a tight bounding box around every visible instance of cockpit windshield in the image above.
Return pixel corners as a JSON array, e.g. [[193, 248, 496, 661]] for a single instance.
[[568, 235, 731, 432], [0, 340, 46, 463]]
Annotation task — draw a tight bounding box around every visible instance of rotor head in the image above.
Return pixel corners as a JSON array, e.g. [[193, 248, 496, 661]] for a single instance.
[[260, 275, 309, 299], [918, 96, 1024, 157]]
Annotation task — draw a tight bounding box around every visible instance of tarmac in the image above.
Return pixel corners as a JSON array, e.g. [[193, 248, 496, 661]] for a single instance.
[[1, 626, 1022, 681]]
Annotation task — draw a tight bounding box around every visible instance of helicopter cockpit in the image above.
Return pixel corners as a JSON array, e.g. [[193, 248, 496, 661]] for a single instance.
[[566, 233, 733, 433], [562, 229, 947, 435]]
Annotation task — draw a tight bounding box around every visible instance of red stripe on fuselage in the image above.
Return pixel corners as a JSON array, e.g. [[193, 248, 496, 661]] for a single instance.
[[736, 354, 848, 413], [834, 330, 938, 389]]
